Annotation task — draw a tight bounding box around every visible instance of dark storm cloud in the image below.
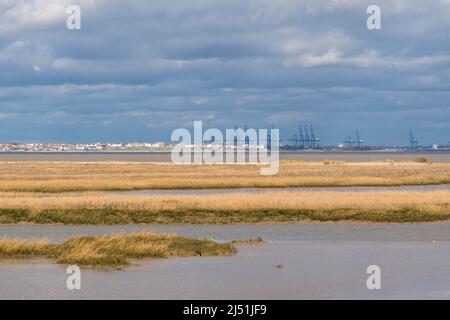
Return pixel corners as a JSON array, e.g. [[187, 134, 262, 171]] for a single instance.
[[0, 0, 450, 144]]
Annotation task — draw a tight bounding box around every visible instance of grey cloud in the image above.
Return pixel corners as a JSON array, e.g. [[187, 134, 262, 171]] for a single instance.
[[0, 0, 449, 144]]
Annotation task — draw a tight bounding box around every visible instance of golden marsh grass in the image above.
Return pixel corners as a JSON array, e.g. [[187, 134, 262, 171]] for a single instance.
[[0, 161, 449, 192], [1, 191, 450, 224], [0, 232, 236, 268]]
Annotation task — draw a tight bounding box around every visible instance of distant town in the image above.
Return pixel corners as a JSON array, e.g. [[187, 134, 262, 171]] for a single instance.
[[0, 142, 171, 152], [1, 140, 450, 153], [0, 124, 449, 153]]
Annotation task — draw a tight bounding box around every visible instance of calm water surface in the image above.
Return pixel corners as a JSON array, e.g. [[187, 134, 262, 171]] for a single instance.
[[104, 184, 450, 196], [1, 223, 450, 299], [1, 151, 450, 162]]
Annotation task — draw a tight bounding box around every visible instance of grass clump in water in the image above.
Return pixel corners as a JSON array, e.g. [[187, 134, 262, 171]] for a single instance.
[[0, 232, 236, 269]]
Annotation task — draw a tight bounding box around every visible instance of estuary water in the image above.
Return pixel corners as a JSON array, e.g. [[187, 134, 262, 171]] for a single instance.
[[1, 151, 450, 162], [0, 223, 450, 299], [103, 184, 450, 196]]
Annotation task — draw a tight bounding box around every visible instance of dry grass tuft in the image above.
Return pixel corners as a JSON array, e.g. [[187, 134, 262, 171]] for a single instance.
[[0, 237, 54, 257]]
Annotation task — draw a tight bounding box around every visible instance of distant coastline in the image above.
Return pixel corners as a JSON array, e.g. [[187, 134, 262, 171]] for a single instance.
[[0, 149, 450, 154], [1, 150, 450, 163]]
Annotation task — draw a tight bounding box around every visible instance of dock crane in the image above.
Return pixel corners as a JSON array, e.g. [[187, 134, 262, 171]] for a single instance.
[[310, 125, 320, 148], [298, 125, 304, 148], [355, 130, 364, 148], [304, 125, 310, 148], [344, 136, 355, 147], [409, 130, 418, 150]]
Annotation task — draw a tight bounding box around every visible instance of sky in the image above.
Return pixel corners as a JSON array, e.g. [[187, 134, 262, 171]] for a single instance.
[[0, 0, 450, 145]]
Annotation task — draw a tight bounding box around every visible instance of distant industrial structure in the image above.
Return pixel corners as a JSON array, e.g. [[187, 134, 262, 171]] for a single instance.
[[286, 125, 321, 149], [337, 130, 369, 150], [279, 126, 450, 152], [409, 130, 419, 150], [356, 130, 364, 148]]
